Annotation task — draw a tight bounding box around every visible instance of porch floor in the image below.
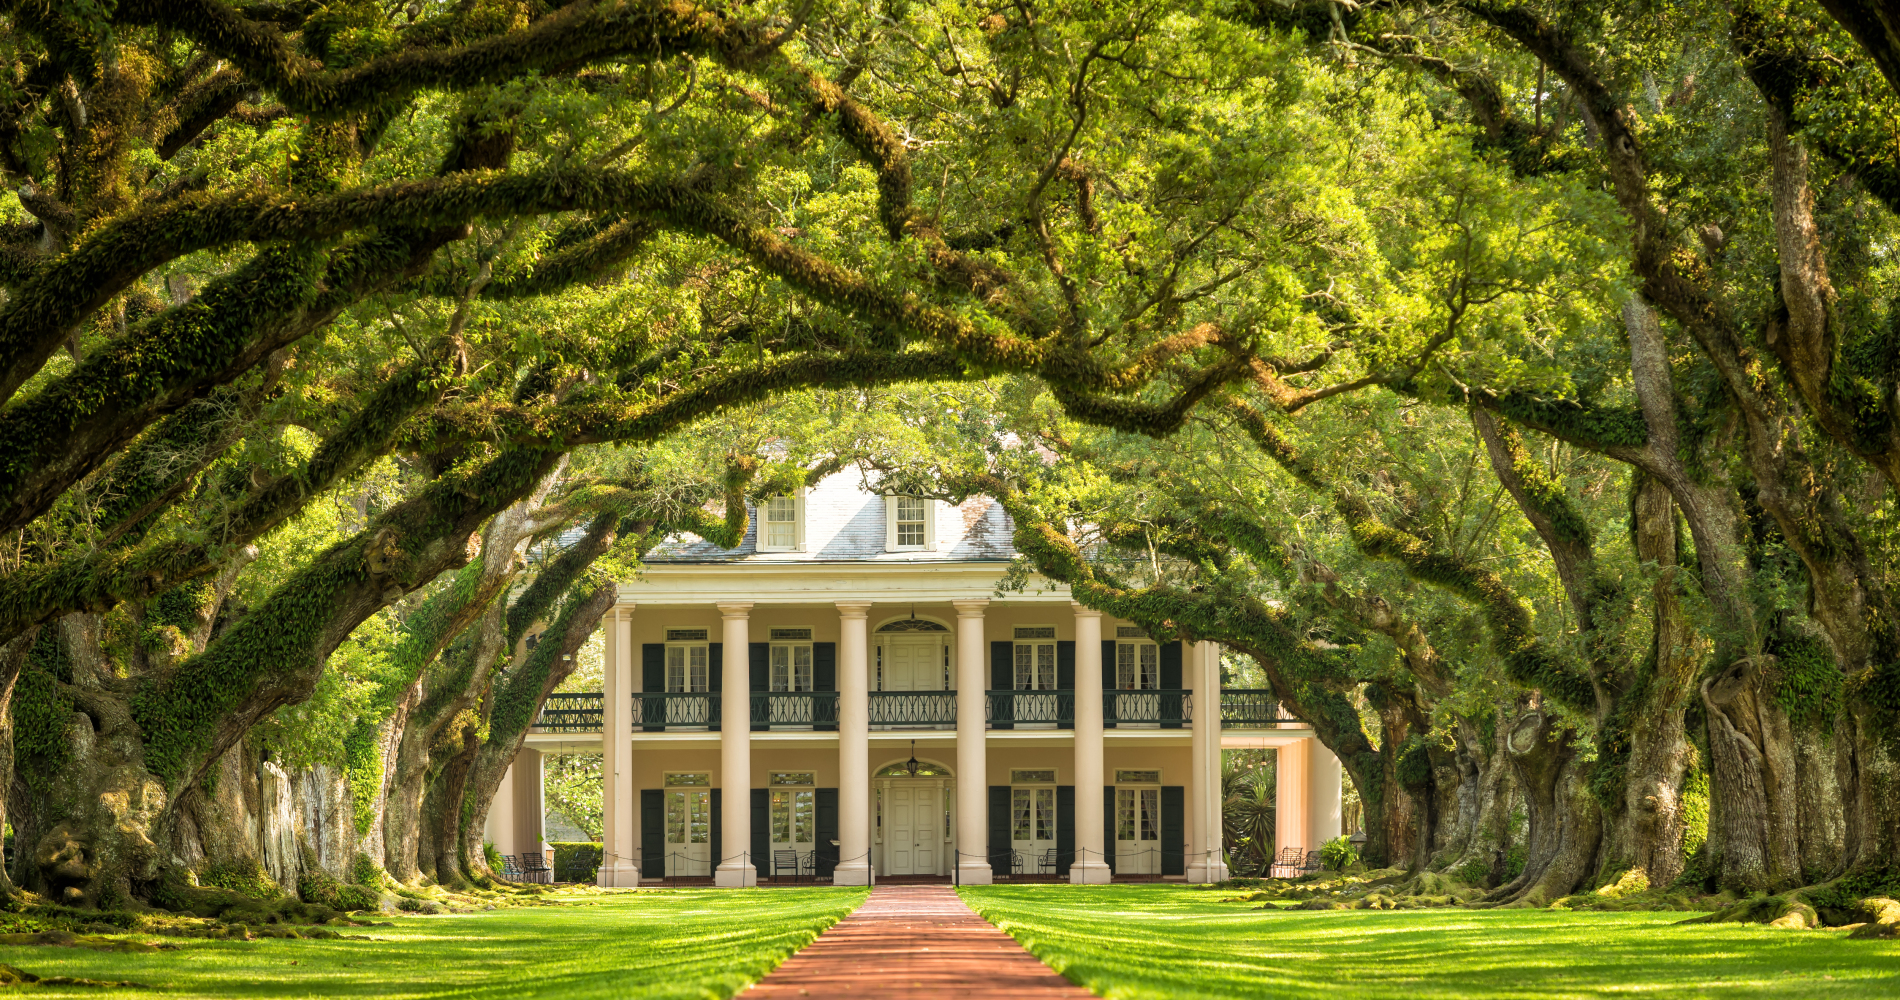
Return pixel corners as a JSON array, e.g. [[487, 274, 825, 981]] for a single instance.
[[744, 884, 1093, 999]]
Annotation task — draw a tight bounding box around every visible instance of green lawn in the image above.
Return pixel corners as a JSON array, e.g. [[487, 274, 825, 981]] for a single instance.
[[959, 884, 1900, 1000], [0, 886, 869, 999]]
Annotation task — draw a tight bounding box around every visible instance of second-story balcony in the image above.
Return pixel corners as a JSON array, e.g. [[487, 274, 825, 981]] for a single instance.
[[532, 688, 1305, 733]]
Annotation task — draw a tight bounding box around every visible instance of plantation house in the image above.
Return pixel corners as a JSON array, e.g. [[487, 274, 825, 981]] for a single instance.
[[486, 475, 1342, 885]]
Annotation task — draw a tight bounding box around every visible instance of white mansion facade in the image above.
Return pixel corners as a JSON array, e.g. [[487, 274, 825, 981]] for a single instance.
[[485, 474, 1342, 885]]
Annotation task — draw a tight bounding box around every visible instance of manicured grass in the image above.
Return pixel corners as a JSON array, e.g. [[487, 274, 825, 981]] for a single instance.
[[0, 886, 869, 999], [960, 883, 1900, 1000]]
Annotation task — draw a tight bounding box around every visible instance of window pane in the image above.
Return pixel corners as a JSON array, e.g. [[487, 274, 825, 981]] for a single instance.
[[1035, 788, 1054, 841], [1141, 644, 1158, 689], [666, 792, 686, 844], [1038, 644, 1055, 690], [1141, 789, 1159, 842], [1012, 789, 1031, 841], [1118, 644, 1135, 690], [690, 791, 710, 844], [772, 791, 791, 843], [795, 646, 812, 691], [1014, 644, 1031, 689], [771, 645, 788, 691], [690, 645, 708, 692], [1117, 789, 1135, 841], [896, 497, 925, 546], [795, 790, 814, 843], [667, 647, 685, 692]]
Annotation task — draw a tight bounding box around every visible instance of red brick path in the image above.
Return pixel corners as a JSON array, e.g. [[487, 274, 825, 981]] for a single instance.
[[745, 884, 1096, 999]]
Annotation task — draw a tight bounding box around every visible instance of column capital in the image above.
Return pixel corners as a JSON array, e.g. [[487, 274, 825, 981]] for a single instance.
[[835, 601, 873, 618], [715, 602, 753, 618], [614, 600, 636, 619], [951, 598, 989, 617], [1069, 602, 1102, 618]]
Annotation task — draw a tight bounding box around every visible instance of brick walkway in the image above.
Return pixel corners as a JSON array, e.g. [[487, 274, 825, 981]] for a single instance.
[[746, 884, 1096, 999]]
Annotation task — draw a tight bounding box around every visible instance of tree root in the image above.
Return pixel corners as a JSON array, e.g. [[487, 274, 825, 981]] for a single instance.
[[0, 963, 150, 988]]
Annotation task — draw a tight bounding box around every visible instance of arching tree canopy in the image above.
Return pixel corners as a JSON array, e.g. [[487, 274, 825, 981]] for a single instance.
[[0, 0, 1895, 925]]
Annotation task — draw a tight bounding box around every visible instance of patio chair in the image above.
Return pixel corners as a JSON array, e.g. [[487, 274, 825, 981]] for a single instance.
[[1037, 848, 1061, 874], [800, 851, 818, 881], [773, 850, 804, 883], [519, 852, 552, 884], [1300, 850, 1325, 874]]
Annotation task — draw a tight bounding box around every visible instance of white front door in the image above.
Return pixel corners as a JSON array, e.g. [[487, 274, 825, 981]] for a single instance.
[[664, 788, 712, 876], [1116, 786, 1161, 874], [1011, 786, 1058, 872], [884, 639, 944, 691], [879, 782, 941, 875]]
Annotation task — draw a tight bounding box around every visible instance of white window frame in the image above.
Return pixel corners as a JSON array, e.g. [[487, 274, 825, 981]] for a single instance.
[[758, 491, 805, 552], [1013, 625, 1058, 691], [770, 641, 814, 692], [1116, 640, 1160, 690], [884, 496, 937, 552], [665, 641, 710, 693]]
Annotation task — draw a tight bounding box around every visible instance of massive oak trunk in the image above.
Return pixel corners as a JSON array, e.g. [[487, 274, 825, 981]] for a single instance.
[[1489, 708, 1601, 905]]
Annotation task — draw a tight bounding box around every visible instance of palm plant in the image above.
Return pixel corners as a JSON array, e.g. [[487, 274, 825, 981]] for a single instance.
[[1222, 753, 1276, 874]]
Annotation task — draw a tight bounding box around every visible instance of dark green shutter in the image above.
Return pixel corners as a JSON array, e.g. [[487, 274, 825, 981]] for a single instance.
[[1057, 785, 1075, 877], [1161, 641, 1184, 729], [642, 645, 665, 731], [1057, 641, 1075, 730], [989, 785, 1012, 877], [749, 643, 769, 731], [814, 642, 836, 690], [708, 643, 722, 691], [1162, 786, 1185, 875], [813, 642, 838, 731], [710, 788, 722, 874], [1102, 640, 1118, 728], [1104, 786, 1117, 875], [990, 641, 1013, 729], [815, 788, 839, 877], [640, 789, 664, 875], [751, 788, 770, 875]]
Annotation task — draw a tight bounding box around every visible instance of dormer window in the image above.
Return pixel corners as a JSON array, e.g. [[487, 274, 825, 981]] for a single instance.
[[759, 494, 803, 552], [885, 496, 936, 551]]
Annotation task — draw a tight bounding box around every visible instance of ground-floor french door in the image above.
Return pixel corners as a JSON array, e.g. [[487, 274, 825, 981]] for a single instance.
[[664, 787, 712, 877], [769, 785, 816, 876], [1010, 785, 1059, 871], [877, 779, 947, 876], [1115, 785, 1161, 874]]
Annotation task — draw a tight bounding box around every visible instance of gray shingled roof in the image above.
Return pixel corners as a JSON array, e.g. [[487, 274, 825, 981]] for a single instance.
[[645, 472, 1016, 563]]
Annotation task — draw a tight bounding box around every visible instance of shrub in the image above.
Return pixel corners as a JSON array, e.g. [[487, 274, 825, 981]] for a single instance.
[[1318, 836, 1358, 871], [483, 842, 505, 873], [552, 842, 604, 883]]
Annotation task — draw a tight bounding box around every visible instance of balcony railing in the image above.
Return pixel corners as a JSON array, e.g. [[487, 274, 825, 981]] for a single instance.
[[639, 692, 718, 730], [987, 689, 1074, 729], [533, 687, 1310, 733], [751, 692, 838, 730], [1219, 689, 1304, 728], [536, 693, 603, 732], [869, 691, 956, 728], [1104, 689, 1190, 728]]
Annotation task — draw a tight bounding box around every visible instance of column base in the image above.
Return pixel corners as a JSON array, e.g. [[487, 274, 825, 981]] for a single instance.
[[831, 861, 874, 886], [1184, 860, 1231, 885], [713, 863, 757, 888], [955, 862, 994, 885], [1069, 861, 1112, 885], [596, 861, 641, 888]]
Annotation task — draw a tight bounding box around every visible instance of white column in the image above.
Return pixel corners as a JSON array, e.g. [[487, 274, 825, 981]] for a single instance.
[[1070, 604, 1110, 883], [834, 601, 873, 885], [1307, 741, 1343, 853], [1193, 642, 1229, 881], [715, 602, 757, 887], [486, 759, 516, 858], [597, 604, 640, 886], [953, 598, 991, 884], [1186, 641, 1211, 883], [1275, 739, 1310, 867]]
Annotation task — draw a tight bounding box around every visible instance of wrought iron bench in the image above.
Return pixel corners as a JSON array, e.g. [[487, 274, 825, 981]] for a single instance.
[[1268, 846, 1306, 878], [518, 852, 552, 884], [500, 854, 523, 880], [1301, 850, 1325, 874]]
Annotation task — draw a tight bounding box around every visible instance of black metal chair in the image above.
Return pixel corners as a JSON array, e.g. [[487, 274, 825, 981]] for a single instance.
[[519, 852, 552, 884], [500, 854, 522, 879], [1037, 848, 1060, 874], [1300, 850, 1325, 874], [773, 849, 805, 883], [800, 850, 818, 881]]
